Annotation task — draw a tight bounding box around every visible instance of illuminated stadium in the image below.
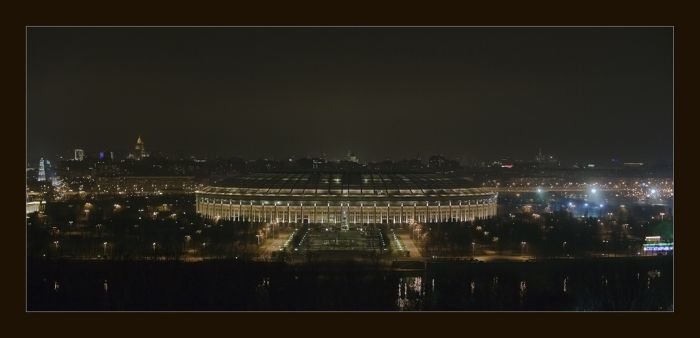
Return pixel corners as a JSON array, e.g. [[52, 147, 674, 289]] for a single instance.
[[196, 172, 498, 225]]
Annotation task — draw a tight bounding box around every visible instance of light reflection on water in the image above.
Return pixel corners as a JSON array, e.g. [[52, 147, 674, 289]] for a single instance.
[[28, 259, 673, 311], [397, 276, 424, 311], [391, 266, 671, 311]]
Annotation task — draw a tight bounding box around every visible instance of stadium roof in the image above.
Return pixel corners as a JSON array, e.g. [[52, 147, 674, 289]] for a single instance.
[[200, 172, 493, 200]]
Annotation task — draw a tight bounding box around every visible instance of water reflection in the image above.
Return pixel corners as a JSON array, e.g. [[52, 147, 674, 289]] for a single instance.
[[397, 276, 424, 311], [519, 280, 527, 306], [28, 258, 673, 311], [390, 263, 671, 311]]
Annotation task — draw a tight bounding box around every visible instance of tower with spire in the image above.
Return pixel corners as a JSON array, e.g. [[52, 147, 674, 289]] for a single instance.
[[37, 158, 46, 181], [134, 136, 149, 160]]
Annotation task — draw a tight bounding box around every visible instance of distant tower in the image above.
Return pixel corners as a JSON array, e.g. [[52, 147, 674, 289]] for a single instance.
[[346, 151, 359, 163], [37, 158, 46, 182], [37, 158, 55, 183], [536, 148, 544, 162], [74, 149, 85, 161], [134, 136, 149, 160]]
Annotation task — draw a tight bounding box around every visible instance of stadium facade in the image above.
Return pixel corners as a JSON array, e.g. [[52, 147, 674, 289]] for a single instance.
[[196, 172, 498, 224]]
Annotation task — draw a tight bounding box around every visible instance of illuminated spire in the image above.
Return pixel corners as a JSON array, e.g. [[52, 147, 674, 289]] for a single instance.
[[38, 158, 46, 182], [134, 136, 147, 159]]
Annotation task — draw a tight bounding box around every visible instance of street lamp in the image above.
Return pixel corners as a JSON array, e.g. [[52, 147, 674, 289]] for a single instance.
[[602, 240, 608, 256], [562, 241, 567, 256], [103, 241, 108, 256], [521, 241, 527, 255], [184, 235, 191, 250], [152, 242, 157, 258]]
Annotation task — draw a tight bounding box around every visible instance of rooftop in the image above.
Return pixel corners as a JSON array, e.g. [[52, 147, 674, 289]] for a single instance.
[[201, 172, 492, 199]]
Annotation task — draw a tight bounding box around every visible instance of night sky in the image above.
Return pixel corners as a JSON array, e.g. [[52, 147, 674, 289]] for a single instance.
[[27, 27, 673, 164]]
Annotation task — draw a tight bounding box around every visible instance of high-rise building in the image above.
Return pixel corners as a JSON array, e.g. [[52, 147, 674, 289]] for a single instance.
[[74, 149, 85, 161], [97, 149, 116, 161], [535, 148, 560, 167], [37, 158, 55, 182], [37, 158, 46, 182], [428, 155, 459, 170], [346, 151, 359, 163], [535, 148, 545, 163], [134, 136, 149, 160]]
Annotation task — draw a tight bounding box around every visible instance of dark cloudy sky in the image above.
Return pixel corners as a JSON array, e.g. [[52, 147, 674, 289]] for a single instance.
[[27, 27, 673, 164]]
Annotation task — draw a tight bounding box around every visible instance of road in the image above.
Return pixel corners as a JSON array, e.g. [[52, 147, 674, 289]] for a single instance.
[[397, 233, 422, 258], [256, 233, 291, 260]]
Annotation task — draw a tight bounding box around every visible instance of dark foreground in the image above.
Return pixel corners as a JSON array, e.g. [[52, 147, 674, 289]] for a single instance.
[[28, 256, 672, 311]]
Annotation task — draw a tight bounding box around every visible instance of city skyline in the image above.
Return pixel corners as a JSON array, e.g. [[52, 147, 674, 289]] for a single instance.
[[28, 27, 673, 164], [26, 135, 669, 168], [25, 26, 675, 312]]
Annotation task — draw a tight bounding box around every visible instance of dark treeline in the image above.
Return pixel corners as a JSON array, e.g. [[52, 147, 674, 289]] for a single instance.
[[416, 210, 672, 258], [27, 195, 268, 260]]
